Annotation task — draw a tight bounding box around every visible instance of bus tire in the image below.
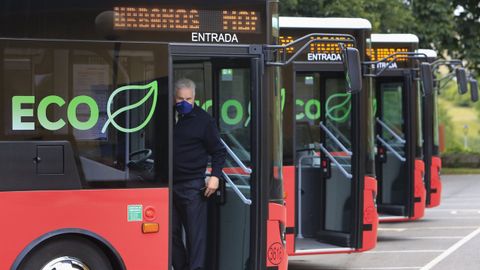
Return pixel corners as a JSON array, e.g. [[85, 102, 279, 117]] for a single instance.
[[18, 236, 113, 270]]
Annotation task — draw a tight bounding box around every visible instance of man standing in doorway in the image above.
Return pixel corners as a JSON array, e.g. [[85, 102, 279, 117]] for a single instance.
[[172, 78, 226, 270]]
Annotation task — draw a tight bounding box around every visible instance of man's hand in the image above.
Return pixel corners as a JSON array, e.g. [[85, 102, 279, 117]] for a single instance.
[[204, 176, 219, 197]]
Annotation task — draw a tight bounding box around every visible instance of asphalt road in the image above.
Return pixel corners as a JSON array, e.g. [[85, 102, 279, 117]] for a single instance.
[[288, 174, 480, 270]]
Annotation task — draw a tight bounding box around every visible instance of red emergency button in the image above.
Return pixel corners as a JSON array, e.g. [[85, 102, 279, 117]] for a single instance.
[[144, 206, 156, 221]]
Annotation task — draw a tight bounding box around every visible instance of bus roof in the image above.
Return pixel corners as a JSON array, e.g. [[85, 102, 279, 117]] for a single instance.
[[371, 34, 419, 43], [416, 49, 438, 58], [279, 16, 372, 30]]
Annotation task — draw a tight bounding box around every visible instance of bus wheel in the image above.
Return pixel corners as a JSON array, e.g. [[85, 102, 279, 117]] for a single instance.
[[18, 236, 113, 270]]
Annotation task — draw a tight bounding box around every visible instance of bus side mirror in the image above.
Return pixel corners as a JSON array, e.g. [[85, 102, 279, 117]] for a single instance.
[[420, 63, 434, 96], [456, 68, 468, 95], [470, 79, 479, 102], [341, 47, 362, 93]]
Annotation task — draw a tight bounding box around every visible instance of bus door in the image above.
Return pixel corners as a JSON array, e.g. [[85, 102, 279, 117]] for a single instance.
[[422, 81, 434, 207], [169, 44, 263, 270], [293, 66, 361, 253], [375, 72, 416, 220]]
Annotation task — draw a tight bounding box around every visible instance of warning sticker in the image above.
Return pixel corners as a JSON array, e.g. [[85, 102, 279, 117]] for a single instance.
[[127, 204, 143, 222]]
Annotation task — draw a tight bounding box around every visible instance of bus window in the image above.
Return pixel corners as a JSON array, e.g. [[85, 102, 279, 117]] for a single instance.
[[379, 82, 406, 206], [432, 91, 440, 154], [416, 83, 424, 158], [295, 73, 321, 150], [323, 77, 353, 233], [1, 42, 170, 189]]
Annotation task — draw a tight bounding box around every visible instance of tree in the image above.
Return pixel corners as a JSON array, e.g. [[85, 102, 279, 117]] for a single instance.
[[451, 0, 480, 73], [411, 1, 456, 54], [279, 0, 479, 73], [280, 0, 415, 33]]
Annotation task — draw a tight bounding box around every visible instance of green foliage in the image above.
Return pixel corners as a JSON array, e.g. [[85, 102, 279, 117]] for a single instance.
[[441, 167, 480, 174], [437, 100, 462, 151], [280, 0, 414, 33], [441, 152, 480, 168], [412, 0, 456, 51], [280, 0, 480, 74], [440, 80, 472, 107], [451, 0, 480, 73]]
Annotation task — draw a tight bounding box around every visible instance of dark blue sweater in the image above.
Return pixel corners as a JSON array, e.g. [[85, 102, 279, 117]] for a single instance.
[[173, 105, 226, 182]]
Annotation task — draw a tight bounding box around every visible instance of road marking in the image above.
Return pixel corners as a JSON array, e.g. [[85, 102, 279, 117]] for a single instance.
[[319, 267, 421, 270], [366, 250, 444, 254], [420, 227, 480, 270], [378, 228, 407, 232], [428, 209, 480, 211], [380, 226, 478, 230], [444, 196, 480, 200], [402, 236, 463, 240], [425, 217, 480, 220]]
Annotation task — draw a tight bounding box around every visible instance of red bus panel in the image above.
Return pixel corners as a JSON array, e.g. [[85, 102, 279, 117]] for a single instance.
[[428, 156, 442, 208], [0, 188, 168, 269]]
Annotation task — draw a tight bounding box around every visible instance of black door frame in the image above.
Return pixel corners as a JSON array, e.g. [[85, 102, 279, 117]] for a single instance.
[[168, 43, 265, 270]]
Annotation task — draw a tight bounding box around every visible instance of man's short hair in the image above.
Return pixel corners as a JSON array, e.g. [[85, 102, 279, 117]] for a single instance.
[[175, 78, 196, 96]]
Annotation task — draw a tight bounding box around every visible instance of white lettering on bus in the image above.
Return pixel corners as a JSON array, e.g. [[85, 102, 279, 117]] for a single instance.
[[192, 32, 239, 43], [376, 62, 398, 69], [307, 53, 342, 62]]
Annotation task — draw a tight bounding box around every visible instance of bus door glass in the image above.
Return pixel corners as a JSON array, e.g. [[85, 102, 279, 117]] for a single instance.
[[171, 48, 259, 270], [432, 90, 440, 155], [377, 81, 408, 215], [294, 72, 355, 250]]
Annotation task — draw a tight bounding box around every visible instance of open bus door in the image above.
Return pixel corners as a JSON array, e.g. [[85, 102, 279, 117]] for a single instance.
[[374, 71, 420, 220], [168, 43, 285, 269], [278, 17, 378, 256], [367, 34, 429, 221], [424, 57, 477, 208], [417, 49, 441, 208]]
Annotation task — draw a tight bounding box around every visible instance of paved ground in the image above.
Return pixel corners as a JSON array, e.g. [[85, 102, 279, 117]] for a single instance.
[[288, 174, 480, 270]]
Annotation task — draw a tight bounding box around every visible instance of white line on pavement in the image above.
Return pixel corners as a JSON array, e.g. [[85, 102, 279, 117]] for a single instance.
[[366, 250, 444, 254], [378, 228, 407, 232], [319, 267, 421, 270], [428, 209, 480, 211], [402, 236, 463, 240], [424, 217, 480, 220], [420, 227, 480, 270], [379, 226, 478, 230]]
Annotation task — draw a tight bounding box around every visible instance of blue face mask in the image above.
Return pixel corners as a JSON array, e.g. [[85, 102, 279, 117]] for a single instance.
[[175, 100, 194, 115]]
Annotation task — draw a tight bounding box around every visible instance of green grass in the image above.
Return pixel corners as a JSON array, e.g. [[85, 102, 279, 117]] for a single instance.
[[441, 167, 480, 175], [438, 98, 480, 152]]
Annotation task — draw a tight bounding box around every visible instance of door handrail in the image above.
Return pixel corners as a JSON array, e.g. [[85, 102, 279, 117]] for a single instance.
[[320, 122, 352, 156], [376, 135, 406, 162], [376, 118, 406, 144], [222, 172, 252, 205], [224, 133, 251, 160], [221, 139, 252, 174], [319, 144, 353, 179]]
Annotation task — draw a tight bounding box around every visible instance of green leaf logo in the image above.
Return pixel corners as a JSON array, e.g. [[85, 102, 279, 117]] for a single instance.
[[326, 93, 351, 123], [101, 81, 158, 133]]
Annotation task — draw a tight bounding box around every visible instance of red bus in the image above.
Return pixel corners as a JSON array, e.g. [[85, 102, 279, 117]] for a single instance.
[[367, 34, 431, 222], [420, 49, 478, 208], [279, 17, 378, 255], [418, 49, 443, 208], [0, 1, 291, 269]]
